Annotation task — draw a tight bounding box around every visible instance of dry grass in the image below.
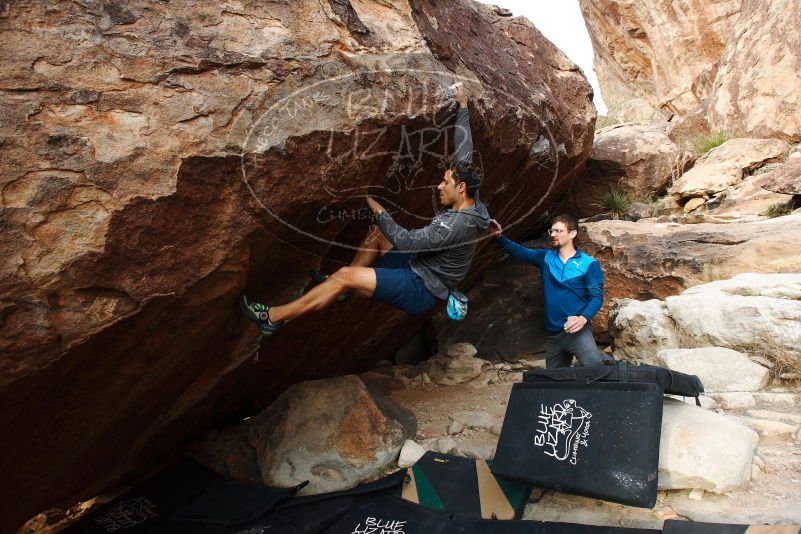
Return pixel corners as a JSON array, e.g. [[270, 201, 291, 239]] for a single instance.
[[668, 152, 692, 188], [756, 333, 801, 380], [735, 329, 801, 381], [671, 320, 801, 381]]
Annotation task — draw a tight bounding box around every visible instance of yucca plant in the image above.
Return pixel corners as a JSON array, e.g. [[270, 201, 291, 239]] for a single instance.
[[600, 186, 632, 219], [692, 131, 730, 157]]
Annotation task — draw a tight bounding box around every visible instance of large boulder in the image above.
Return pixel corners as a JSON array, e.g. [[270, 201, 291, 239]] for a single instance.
[[190, 375, 415, 489], [564, 122, 691, 218], [664, 274, 801, 351], [608, 299, 679, 360], [248, 375, 411, 494], [669, 138, 790, 200], [0, 0, 597, 529], [655, 347, 771, 392], [610, 273, 801, 361], [659, 400, 758, 493], [582, 215, 801, 335], [762, 157, 801, 195], [698, 169, 795, 221]]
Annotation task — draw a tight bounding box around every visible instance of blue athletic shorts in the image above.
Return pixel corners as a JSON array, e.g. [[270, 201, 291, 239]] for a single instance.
[[370, 251, 439, 315]]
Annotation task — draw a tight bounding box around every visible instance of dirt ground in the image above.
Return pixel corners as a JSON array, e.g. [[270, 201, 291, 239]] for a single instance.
[[390, 368, 801, 529]]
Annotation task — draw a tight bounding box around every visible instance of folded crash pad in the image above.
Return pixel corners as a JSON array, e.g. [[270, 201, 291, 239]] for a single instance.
[[492, 381, 664, 508], [63, 459, 220, 533], [168, 477, 304, 526], [446, 516, 661, 533], [321, 493, 449, 534], [151, 495, 358, 534], [662, 520, 801, 534]]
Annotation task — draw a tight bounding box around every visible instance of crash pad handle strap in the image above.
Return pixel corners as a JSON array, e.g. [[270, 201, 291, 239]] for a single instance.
[[586, 364, 616, 384]]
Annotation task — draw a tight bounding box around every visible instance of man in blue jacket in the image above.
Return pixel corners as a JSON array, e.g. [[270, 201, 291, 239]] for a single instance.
[[489, 214, 612, 368]]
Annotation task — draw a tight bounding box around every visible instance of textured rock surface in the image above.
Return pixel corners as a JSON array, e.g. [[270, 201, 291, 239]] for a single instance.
[[0, 0, 596, 529], [187, 426, 262, 485], [746, 409, 801, 426], [610, 273, 801, 361], [665, 273, 801, 351], [705, 0, 801, 140], [581, 0, 801, 140], [762, 157, 801, 195], [682, 197, 706, 213], [582, 215, 801, 336], [248, 375, 410, 494], [711, 392, 756, 411], [448, 410, 502, 435], [608, 299, 679, 360], [565, 122, 690, 218], [659, 400, 758, 493], [669, 139, 790, 199], [434, 240, 549, 360], [416, 351, 488, 386], [736, 417, 798, 438], [445, 342, 479, 359], [579, 0, 742, 122], [656, 347, 771, 393], [189, 374, 415, 490], [701, 170, 795, 221]]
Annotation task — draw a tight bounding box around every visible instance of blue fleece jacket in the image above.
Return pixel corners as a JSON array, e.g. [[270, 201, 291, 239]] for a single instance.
[[497, 235, 605, 333]]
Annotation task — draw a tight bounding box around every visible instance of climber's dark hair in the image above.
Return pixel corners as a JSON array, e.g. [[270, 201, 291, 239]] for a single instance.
[[452, 161, 482, 199]]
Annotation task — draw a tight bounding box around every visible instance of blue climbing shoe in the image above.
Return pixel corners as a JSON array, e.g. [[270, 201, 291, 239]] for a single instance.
[[238, 294, 284, 335]]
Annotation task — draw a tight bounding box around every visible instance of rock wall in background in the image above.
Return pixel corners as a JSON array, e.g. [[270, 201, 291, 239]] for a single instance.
[[580, 216, 801, 337], [704, 0, 801, 140], [562, 121, 690, 218], [579, 0, 742, 122], [581, 0, 801, 141]]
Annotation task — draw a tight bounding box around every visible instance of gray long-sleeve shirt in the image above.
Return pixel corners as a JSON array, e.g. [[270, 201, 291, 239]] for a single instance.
[[375, 107, 490, 300]]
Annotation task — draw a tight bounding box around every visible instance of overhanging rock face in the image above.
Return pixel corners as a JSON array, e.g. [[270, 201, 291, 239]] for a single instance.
[[0, 0, 595, 528]]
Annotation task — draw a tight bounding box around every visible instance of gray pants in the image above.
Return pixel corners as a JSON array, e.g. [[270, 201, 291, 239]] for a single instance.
[[545, 325, 613, 368]]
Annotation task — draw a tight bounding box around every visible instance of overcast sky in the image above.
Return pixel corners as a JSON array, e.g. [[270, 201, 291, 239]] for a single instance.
[[475, 0, 608, 114]]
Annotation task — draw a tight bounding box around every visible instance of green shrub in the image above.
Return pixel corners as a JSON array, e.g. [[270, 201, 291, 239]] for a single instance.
[[600, 187, 632, 219], [750, 162, 783, 176], [692, 131, 730, 156], [595, 115, 619, 131], [767, 203, 792, 218]]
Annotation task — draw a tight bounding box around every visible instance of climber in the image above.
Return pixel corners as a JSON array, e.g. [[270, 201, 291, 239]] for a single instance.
[[239, 83, 491, 335]]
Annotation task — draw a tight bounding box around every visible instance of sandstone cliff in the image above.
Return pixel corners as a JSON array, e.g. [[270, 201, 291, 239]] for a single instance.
[[579, 0, 741, 122], [581, 0, 801, 141]]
